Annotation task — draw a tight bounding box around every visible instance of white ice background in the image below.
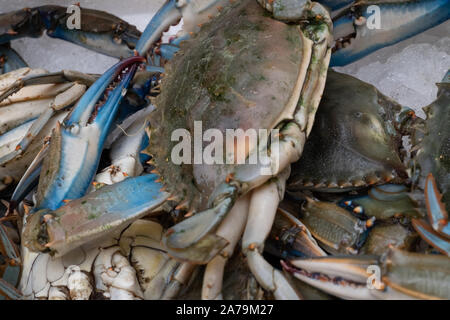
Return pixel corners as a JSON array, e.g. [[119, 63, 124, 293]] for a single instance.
[[1, 0, 449, 117]]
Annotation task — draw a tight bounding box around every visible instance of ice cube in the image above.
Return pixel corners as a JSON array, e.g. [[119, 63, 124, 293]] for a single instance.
[[335, 21, 450, 118]]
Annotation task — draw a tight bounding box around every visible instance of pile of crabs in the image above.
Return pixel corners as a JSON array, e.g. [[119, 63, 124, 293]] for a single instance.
[[0, 0, 449, 300]]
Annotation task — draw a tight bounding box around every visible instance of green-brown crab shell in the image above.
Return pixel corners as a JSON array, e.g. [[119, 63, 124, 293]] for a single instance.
[[288, 70, 408, 192], [382, 248, 450, 299], [412, 80, 450, 212], [148, 0, 325, 210]]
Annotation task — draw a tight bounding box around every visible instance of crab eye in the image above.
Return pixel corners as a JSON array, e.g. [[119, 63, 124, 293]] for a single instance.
[[354, 112, 363, 118]]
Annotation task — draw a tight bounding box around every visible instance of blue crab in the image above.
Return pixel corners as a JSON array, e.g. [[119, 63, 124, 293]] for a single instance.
[[280, 70, 449, 299], [0, 5, 140, 60], [0, 0, 448, 300], [18, 0, 333, 300], [410, 70, 450, 256], [0, 68, 97, 194], [1, 1, 449, 71], [282, 247, 450, 299], [0, 54, 150, 299]]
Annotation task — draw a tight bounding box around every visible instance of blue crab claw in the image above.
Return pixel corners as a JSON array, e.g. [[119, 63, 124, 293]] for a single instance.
[[0, 279, 22, 300], [424, 173, 449, 237], [135, 0, 182, 55], [135, 0, 230, 56], [331, 0, 450, 66], [7, 142, 49, 214], [162, 209, 231, 264], [412, 174, 450, 256], [412, 219, 450, 256], [162, 184, 235, 264], [284, 248, 450, 299], [0, 71, 95, 168], [158, 43, 180, 61], [337, 184, 422, 221], [0, 6, 141, 58], [34, 56, 145, 211], [282, 256, 378, 299], [23, 174, 170, 257], [0, 43, 27, 74]]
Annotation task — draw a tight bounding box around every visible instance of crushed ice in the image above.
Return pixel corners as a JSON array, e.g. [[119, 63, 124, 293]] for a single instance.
[[2, 0, 449, 116]]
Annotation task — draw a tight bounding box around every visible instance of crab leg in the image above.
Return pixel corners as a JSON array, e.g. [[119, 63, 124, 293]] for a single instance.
[[135, 0, 182, 55], [161, 262, 196, 299], [23, 173, 169, 257], [10, 83, 85, 151], [0, 82, 88, 167], [0, 69, 87, 136], [94, 106, 154, 186], [138, 258, 196, 300], [0, 119, 35, 162], [202, 194, 251, 300], [282, 256, 377, 299], [0, 278, 22, 300], [242, 168, 301, 299], [0, 111, 67, 194], [162, 122, 304, 257], [412, 219, 450, 256], [267, 203, 327, 259], [118, 219, 196, 300], [285, 248, 450, 299], [412, 174, 450, 255], [0, 69, 95, 102], [93, 247, 143, 300], [331, 0, 450, 66], [0, 69, 97, 169], [158, 44, 180, 61], [8, 141, 50, 213], [163, 36, 332, 260], [424, 174, 449, 237], [0, 6, 140, 58], [135, 0, 230, 55], [34, 56, 144, 211]]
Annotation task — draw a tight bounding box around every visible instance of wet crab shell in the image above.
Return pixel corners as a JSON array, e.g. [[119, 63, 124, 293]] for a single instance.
[[288, 70, 408, 192], [0, 6, 141, 58], [148, 0, 325, 210], [411, 78, 450, 212], [380, 248, 450, 299]]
